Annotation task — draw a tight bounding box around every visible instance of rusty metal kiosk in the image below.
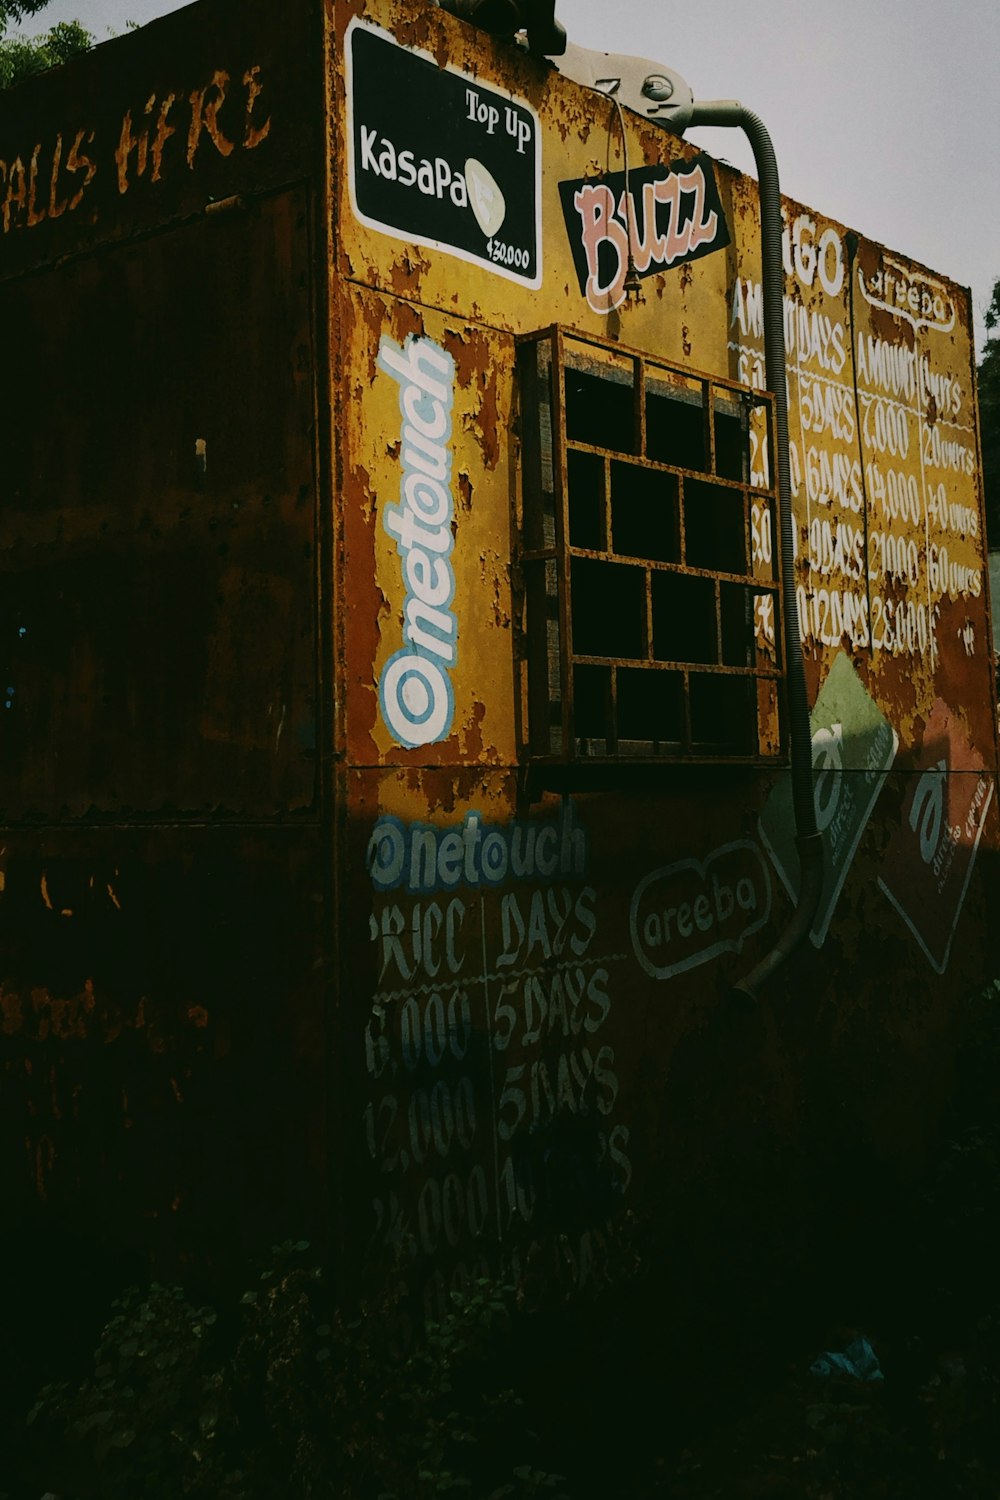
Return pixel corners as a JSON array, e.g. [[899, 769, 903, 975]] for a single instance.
[[1, 0, 996, 1313]]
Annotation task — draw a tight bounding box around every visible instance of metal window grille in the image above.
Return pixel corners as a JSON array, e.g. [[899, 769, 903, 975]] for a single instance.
[[517, 326, 785, 764]]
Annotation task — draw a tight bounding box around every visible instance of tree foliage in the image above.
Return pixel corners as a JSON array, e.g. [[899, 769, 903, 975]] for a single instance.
[[0, 0, 53, 24], [0, 16, 92, 87], [979, 278, 1000, 546], [0, 0, 93, 90]]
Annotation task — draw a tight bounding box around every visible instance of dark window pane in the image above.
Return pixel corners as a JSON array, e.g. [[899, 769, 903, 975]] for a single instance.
[[713, 404, 748, 481], [610, 461, 679, 563], [690, 674, 755, 753], [565, 368, 634, 453], [720, 583, 756, 667], [573, 664, 611, 742], [571, 559, 645, 658], [617, 668, 684, 747], [685, 478, 747, 574], [646, 387, 706, 470], [651, 571, 717, 664], [567, 450, 604, 550]]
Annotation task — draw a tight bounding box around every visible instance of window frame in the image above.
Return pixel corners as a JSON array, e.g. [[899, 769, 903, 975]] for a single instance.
[[516, 325, 786, 769]]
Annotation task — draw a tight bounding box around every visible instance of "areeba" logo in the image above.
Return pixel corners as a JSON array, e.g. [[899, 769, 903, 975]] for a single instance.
[[857, 256, 956, 334], [629, 839, 771, 980]]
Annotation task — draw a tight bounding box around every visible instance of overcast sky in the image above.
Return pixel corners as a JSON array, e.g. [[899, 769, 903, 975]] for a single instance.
[[24, 0, 1000, 353]]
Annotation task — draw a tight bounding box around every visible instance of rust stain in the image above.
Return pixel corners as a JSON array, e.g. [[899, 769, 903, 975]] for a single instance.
[[404, 767, 423, 797], [34, 1135, 55, 1200], [1, 987, 24, 1035], [474, 376, 501, 470], [25, 978, 97, 1042], [356, 460, 377, 522], [488, 559, 511, 629], [460, 697, 487, 762], [389, 247, 432, 298]]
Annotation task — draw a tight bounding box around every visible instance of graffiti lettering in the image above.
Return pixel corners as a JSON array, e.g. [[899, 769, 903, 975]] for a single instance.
[[856, 332, 963, 419], [1, 128, 95, 233], [491, 962, 609, 1052], [1, 62, 271, 236], [921, 425, 976, 476], [496, 885, 596, 968], [781, 212, 845, 297], [573, 168, 717, 312], [117, 93, 178, 191], [368, 807, 588, 893], [928, 544, 982, 599], [369, 897, 467, 983], [809, 517, 866, 581], [376, 333, 458, 748]]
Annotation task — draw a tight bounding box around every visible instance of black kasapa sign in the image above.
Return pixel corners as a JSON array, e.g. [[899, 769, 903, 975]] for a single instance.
[[346, 20, 541, 288]]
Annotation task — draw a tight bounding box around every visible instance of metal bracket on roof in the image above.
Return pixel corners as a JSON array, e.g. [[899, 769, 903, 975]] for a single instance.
[[552, 42, 694, 133]]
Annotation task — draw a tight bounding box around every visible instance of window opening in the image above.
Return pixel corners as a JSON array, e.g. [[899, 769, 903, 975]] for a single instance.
[[518, 327, 783, 765]]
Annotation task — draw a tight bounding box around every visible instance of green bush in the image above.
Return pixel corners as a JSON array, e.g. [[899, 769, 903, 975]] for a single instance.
[[23, 1241, 568, 1500], [27, 1280, 233, 1499]]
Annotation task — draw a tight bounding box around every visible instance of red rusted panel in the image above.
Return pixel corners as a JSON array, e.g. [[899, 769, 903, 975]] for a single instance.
[[1, 185, 317, 816], [0, 0, 328, 1292], [0, 825, 327, 1273]]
